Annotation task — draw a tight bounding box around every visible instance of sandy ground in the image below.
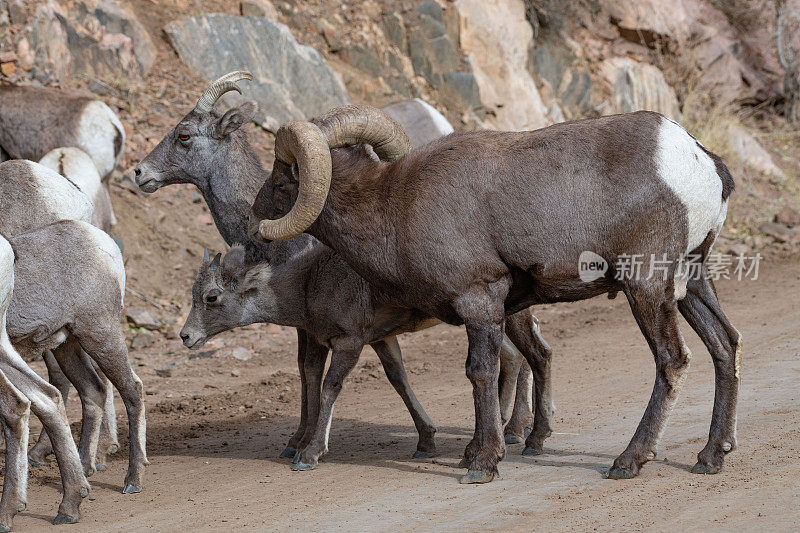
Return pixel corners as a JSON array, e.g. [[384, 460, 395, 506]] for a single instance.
[[12, 254, 800, 532]]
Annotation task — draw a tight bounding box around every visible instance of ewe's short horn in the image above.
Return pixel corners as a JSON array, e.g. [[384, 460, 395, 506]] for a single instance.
[[195, 71, 254, 113], [313, 104, 412, 162], [257, 122, 332, 241]]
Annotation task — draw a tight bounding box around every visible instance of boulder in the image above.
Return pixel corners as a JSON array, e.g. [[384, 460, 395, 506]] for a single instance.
[[775, 206, 800, 227], [20, 0, 155, 81], [240, 0, 279, 20], [165, 14, 350, 129], [455, 0, 553, 130], [727, 125, 785, 179], [126, 307, 161, 331], [600, 57, 682, 121]]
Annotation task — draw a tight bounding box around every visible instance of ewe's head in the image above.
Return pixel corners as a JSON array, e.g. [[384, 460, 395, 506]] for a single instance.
[[135, 71, 256, 193], [249, 104, 412, 242], [180, 245, 262, 349]]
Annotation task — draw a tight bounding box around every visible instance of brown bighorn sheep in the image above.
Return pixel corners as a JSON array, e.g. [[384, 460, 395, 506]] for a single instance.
[[0, 234, 32, 532], [0, 159, 121, 477], [7, 221, 148, 495], [0, 85, 125, 181], [134, 73, 543, 455], [251, 105, 739, 484]]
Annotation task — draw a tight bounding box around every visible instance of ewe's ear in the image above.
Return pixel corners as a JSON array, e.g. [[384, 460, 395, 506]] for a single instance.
[[214, 101, 257, 138], [220, 245, 247, 284]]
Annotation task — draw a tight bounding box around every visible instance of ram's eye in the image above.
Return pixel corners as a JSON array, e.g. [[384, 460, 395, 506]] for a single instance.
[[178, 134, 191, 143], [205, 295, 217, 303]]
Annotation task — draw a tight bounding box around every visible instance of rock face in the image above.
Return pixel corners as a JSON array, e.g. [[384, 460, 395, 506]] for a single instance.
[[165, 14, 350, 129], [20, 0, 155, 81], [455, 0, 554, 130], [406, 1, 482, 113], [381, 98, 453, 148], [602, 0, 770, 103], [600, 57, 682, 120]]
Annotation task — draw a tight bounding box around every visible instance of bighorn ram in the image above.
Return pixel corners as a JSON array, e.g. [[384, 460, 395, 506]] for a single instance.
[[0, 86, 125, 182], [0, 234, 32, 532], [7, 221, 148, 495], [134, 73, 544, 454], [251, 105, 739, 484]]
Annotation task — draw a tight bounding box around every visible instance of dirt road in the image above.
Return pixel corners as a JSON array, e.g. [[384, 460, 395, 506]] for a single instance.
[[16, 255, 800, 531]]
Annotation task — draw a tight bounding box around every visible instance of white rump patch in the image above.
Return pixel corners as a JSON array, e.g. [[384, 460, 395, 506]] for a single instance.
[[80, 222, 126, 305], [24, 161, 94, 224], [77, 101, 125, 178], [39, 147, 102, 202], [412, 98, 455, 136], [654, 117, 724, 253], [0, 236, 14, 313]]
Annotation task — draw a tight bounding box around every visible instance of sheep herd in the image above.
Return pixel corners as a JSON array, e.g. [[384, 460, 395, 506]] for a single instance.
[[0, 68, 742, 529]]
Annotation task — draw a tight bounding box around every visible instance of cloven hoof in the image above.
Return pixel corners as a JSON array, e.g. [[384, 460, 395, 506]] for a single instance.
[[521, 446, 542, 456], [691, 462, 721, 475], [457, 457, 471, 469], [53, 513, 79, 525], [122, 484, 142, 494], [27, 457, 44, 468], [504, 434, 524, 445], [94, 463, 107, 472], [606, 466, 637, 480], [412, 450, 436, 459], [291, 461, 317, 471], [0, 523, 10, 532], [279, 446, 296, 459], [459, 469, 496, 484]]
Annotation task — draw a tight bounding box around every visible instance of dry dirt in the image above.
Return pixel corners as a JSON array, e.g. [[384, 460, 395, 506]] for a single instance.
[[13, 253, 800, 531]]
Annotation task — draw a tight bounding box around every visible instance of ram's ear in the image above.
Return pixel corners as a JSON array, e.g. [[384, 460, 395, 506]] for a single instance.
[[214, 101, 257, 138]]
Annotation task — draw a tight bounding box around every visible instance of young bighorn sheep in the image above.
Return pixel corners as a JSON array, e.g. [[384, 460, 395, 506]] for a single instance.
[[182, 245, 462, 462], [0, 235, 33, 532], [251, 105, 739, 483], [0, 159, 120, 476], [7, 221, 148, 494], [134, 72, 543, 453], [0, 85, 125, 181], [39, 147, 118, 230]]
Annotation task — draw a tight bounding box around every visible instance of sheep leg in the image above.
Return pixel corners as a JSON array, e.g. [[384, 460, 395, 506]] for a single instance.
[[94, 365, 119, 469], [0, 343, 89, 524], [49, 336, 107, 477], [505, 310, 554, 455], [455, 282, 508, 485], [27, 350, 69, 466], [498, 335, 523, 433], [371, 336, 438, 458], [0, 369, 31, 532], [292, 340, 329, 462], [282, 329, 324, 458], [607, 282, 691, 479], [76, 331, 147, 494], [293, 342, 362, 471], [678, 275, 740, 474], [504, 363, 534, 444]]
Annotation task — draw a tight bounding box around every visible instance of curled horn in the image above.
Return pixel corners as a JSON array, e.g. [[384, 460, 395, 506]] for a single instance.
[[257, 121, 332, 241], [312, 104, 412, 162], [195, 71, 254, 113]]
